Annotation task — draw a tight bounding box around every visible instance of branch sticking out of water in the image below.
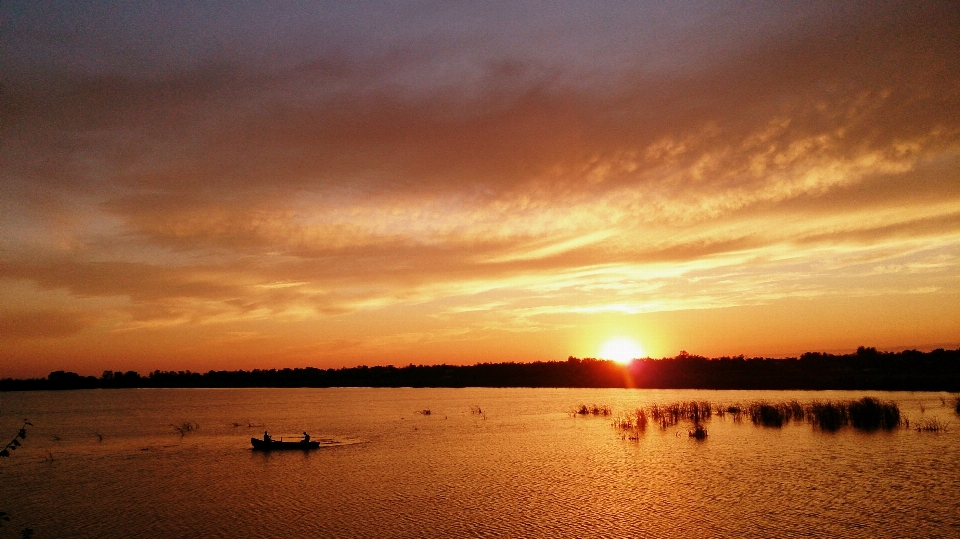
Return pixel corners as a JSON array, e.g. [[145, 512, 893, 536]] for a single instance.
[[0, 420, 32, 457], [172, 421, 199, 438]]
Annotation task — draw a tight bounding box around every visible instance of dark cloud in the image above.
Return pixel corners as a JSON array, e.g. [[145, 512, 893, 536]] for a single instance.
[[4, 1, 957, 203]]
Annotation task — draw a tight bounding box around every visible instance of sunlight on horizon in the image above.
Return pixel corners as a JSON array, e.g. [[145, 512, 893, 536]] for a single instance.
[[598, 338, 645, 364]]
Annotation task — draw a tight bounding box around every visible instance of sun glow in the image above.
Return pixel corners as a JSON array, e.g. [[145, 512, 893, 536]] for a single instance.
[[599, 338, 644, 364]]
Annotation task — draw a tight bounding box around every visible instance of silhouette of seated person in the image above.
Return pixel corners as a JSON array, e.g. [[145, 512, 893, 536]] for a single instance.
[[302, 431, 310, 443], [263, 431, 272, 442]]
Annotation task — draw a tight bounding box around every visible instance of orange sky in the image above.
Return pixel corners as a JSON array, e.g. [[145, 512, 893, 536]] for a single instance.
[[2, 1, 959, 378]]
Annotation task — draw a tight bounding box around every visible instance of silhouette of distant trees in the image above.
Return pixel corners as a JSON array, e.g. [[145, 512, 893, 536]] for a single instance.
[[2, 348, 959, 391]]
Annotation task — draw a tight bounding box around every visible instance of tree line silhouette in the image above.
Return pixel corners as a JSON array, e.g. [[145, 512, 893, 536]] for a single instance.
[[2, 347, 958, 392]]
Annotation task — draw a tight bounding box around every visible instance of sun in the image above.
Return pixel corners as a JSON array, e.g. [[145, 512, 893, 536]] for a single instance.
[[598, 338, 645, 364]]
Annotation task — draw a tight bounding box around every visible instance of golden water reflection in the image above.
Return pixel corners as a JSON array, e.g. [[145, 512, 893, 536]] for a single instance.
[[1, 388, 958, 538]]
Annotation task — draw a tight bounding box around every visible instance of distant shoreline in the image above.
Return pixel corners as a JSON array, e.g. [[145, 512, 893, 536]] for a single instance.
[[4, 347, 959, 392]]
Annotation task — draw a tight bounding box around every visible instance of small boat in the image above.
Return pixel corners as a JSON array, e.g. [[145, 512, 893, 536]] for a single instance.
[[251, 437, 320, 450]]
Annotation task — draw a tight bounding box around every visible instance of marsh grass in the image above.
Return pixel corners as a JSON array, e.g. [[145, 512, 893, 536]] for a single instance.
[[847, 398, 901, 430], [647, 401, 713, 428], [612, 412, 633, 430], [608, 397, 907, 442], [809, 401, 848, 431], [648, 403, 670, 427], [786, 400, 805, 421], [613, 408, 649, 440], [575, 404, 612, 417], [746, 400, 806, 427], [612, 409, 648, 430], [739, 398, 901, 431], [688, 401, 712, 424], [635, 408, 648, 431], [689, 424, 708, 439], [614, 402, 711, 439], [724, 404, 744, 422], [747, 402, 787, 427], [914, 418, 948, 432]]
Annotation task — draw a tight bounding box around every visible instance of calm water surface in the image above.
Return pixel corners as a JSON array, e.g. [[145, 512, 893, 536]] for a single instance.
[[1, 388, 958, 538]]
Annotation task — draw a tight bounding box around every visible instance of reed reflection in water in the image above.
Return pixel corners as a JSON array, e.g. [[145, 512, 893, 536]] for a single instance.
[[1, 388, 958, 538]]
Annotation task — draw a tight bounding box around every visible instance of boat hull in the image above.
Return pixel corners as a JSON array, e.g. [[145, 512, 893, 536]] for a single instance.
[[251, 437, 320, 450]]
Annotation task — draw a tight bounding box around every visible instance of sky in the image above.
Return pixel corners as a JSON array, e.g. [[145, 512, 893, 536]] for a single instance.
[[2, 1, 959, 378]]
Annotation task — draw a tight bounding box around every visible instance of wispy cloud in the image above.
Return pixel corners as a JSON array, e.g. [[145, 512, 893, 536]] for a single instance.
[[2, 1, 959, 375]]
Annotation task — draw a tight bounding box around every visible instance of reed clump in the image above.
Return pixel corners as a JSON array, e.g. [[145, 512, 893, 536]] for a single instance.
[[688, 401, 712, 424], [649, 403, 671, 427], [914, 418, 947, 432], [612, 412, 634, 430], [809, 401, 848, 431], [610, 397, 907, 439], [786, 400, 805, 421], [612, 408, 650, 441], [648, 401, 713, 428], [746, 401, 806, 427], [635, 408, 648, 431], [742, 399, 900, 431], [748, 402, 787, 427], [724, 404, 743, 422], [847, 397, 901, 430], [574, 404, 611, 417], [746, 400, 806, 426]]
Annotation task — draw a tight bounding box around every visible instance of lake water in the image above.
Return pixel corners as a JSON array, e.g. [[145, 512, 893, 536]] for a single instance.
[[1, 388, 958, 538]]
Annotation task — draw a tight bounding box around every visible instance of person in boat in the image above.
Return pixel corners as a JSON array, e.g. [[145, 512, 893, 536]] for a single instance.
[[263, 431, 271, 442], [302, 431, 310, 443]]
